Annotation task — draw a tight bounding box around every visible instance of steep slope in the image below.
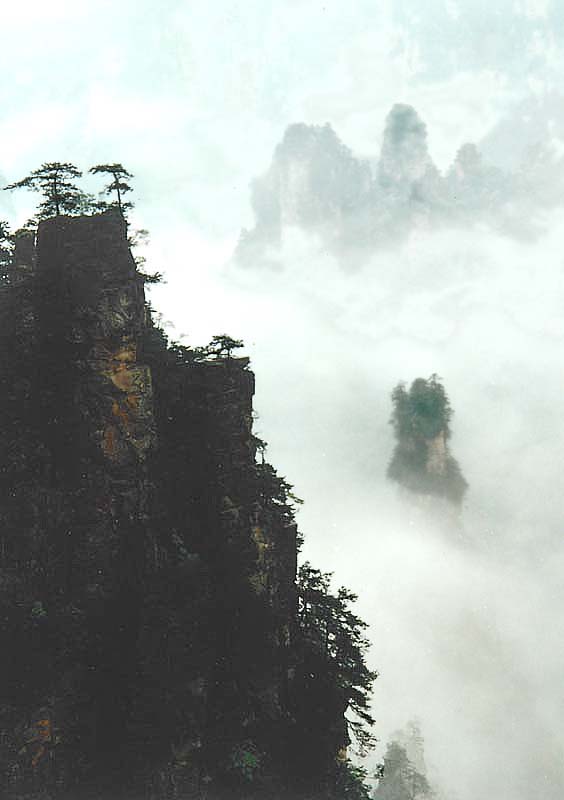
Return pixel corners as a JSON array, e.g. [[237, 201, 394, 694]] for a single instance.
[[0, 210, 374, 800]]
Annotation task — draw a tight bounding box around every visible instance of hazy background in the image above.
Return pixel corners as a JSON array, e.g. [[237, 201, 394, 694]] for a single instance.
[[2, 2, 564, 798]]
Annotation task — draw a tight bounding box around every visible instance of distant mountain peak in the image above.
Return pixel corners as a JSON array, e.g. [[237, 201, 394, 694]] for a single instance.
[[378, 103, 437, 189], [235, 101, 564, 268]]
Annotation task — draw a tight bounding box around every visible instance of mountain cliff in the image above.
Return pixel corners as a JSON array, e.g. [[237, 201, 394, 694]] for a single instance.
[[387, 375, 467, 507], [236, 122, 372, 262], [0, 210, 375, 800], [235, 103, 560, 267]]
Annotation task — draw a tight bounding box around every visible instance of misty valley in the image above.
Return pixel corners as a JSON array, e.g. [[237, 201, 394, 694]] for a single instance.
[[1, 91, 563, 800]]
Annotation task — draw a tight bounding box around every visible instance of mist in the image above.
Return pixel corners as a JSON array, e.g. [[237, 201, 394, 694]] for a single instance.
[[1, 1, 563, 796], [147, 204, 564, 799]]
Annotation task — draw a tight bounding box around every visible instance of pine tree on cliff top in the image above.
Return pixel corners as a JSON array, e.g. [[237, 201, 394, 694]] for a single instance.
[[4, 162, 93, 219], [387, 374, 467, 505], [89, 162, 134, 216]]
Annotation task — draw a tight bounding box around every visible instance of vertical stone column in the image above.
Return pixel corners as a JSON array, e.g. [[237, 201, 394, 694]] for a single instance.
[[34, 209, 155, 600]]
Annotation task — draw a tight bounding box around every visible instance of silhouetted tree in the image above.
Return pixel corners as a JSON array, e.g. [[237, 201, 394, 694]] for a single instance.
[[200, 334, 245, 359], [125, 226, 163, 282], [255, 461, 303, 524], [336, 759, 373, 799], [297, 564, 376, 753], [289, 563, 376, 796], [89, 163, 134, 216], [4, 162, 92, 219]]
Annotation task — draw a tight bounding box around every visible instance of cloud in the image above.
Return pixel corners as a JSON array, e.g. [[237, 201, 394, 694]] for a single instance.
[[1, 4, 564, 795], [234, 100, 564, 269], [150, 206, 564, 799]]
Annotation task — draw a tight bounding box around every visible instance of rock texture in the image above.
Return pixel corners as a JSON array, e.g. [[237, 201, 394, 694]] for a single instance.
[[234, 102, 556, 267], [235, 122, 373, 264], [387, 376, 467, 507], [0, 211, 304, 799], [0, 211, 156, 797]]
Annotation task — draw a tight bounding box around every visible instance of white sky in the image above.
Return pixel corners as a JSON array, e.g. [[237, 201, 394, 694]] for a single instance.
[[1, 0, 564, 232]]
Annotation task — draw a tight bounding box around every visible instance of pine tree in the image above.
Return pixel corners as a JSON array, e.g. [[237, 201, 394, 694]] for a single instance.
[[4, 162, 92, 219], [296, 563, 377, 754], [89, 163, 134, 216], [206, 334, 245, 359]]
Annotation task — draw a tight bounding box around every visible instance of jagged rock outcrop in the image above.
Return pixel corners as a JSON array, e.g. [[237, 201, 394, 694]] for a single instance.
[[387, 375, 467, 507], [235, 122, 372, 264], [377, 104, 442, 203], [444, 142, 507, 221], [234, 102, 562, 267], [0, 211, 338, 800], [234, 107, 448, 267], [0, 210, 157, 797]]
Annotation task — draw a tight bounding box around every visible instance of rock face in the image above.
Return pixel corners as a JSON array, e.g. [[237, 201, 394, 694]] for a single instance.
[[234, 109, 447, 267], [235, 102, 557, 267], [377, 104, 440, 198], [387, 376, 467, 507], [0, 212, 300, 799], [235, 122, 372, 263], [0, 211, 157, 797]]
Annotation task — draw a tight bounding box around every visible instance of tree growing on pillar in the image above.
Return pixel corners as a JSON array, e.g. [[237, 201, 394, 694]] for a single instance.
[[387, 374, 467, 505], [89, 163, 134, 216], [4, 162, 93, 219], [201, 334, 245, 360]]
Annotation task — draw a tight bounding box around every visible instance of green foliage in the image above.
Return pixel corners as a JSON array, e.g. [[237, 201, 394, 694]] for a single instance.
[[4, 162, 93, 219], [387, 374, 467, 504], [335, 760, 373, 799], [298, 562, 377, 754], [2, 161, 137, 228], [138, 269, 164, 284], [200, 334, 245, 359], [228, 741, 263, 782], [390, 375, 452, 441], [30, 600, 47, 620], [89, 162, 134, 216], [256, 461, 303, 525]]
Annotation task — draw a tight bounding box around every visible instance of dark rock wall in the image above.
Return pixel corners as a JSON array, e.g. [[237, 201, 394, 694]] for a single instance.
[[0, 211, 157, 797], [0, 211, 299, 799]]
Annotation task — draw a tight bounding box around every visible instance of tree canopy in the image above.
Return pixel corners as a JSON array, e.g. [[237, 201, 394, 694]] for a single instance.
[[387, 375, 467, 504], [202, 334, 245, 359], [89, 162, 134, 216], [296, 562, 377, 753], [390, 374, 452, 441], [4, 162, 93, 219]]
